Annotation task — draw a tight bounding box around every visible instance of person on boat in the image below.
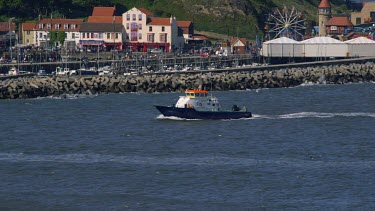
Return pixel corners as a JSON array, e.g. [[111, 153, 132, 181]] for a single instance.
[[232, 105, 240, 111]]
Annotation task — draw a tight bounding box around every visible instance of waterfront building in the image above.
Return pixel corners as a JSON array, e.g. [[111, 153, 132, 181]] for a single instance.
[[79, 22, 124, 51], [21, 22, 36, 45], [122, 7, 184, 52], [34, 18, 83, 50], [177, 21, 194, 41], [230, 37, 248, 54], [325, 16, 353, 35], [351, 2, 375, 25], [85, 6, 123, 51], [318, 0, 332, 36], [0, 22, 16, 49]]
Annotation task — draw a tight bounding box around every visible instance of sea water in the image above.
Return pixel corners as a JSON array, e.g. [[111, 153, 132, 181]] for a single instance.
[[0, 83, 374, 209]]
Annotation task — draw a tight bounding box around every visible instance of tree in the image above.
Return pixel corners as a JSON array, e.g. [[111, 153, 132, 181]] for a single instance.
[[57, 31, 66, 46], [49, 30, 57, 47]]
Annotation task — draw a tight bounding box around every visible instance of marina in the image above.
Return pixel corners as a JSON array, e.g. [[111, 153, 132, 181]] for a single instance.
[[0, 53, 255, 76]]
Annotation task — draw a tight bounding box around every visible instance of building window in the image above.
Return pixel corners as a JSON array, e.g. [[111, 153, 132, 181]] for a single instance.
[[139, 33, 142, 39], [356, 17, 361, 25], [55, 24, 60, 29], [127, 14, 130, 21], [162, 26, 165, 32], [147, 33, 154, 42], [47, 24, 51, 29], [160, 34, 167, 42], [83, 33, 85, 38], [71, 24, 76, 30], [131, 22, 138, 31], [126, 23, 129, 29], [64, 24, 68, 29], [39, 32, 42, 38], [39, 24, 43, 29], [330, 26, 337, 31], [26, 31, 30, 35], [131, 32, 137, 41], [138, 14, 142, 21], [115, 33, 118, 39], [72, 33, 75, 38], [107, 33, 110, 39], [139, 24, 142, 30], [149, 26, 152, 32], [132, 14, 136, 21]]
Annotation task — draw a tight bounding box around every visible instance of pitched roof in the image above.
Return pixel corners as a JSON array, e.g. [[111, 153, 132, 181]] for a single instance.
[[326, 16, 353, 27], [80, 22, 123, 32], [92, 6, 115, 16], [191, 35, 209, 41], [147, 17, 170, 26], [345, 37, 375, 43], [88, 16, 122, 24], [0, 22, 16, 31], [319, 0, 331, 8], [37, 18, 83, 31], [177, 21, 192, 28], [138, 8, 153, 16], [300, 36, 344, 44], [22, 22, 36, 31], [263, 37, 299, 44], [230, 37, 247, 45]]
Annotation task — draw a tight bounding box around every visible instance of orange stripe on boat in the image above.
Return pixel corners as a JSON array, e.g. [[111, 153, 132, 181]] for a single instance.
[[185, 90, 209, 94]]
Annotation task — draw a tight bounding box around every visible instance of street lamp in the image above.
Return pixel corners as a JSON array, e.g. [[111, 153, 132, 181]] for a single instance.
[[8, 17, 15, 61], [113, 16, 116, 61]]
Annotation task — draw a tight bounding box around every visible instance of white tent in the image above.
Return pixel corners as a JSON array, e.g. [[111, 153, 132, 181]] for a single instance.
[[261, 37, 302, 57], [345, 37, 375, 57], [300, 37, 348, 58]]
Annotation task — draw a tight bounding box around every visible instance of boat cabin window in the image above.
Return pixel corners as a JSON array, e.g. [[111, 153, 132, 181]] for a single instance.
[[186, 92, 207, 97]]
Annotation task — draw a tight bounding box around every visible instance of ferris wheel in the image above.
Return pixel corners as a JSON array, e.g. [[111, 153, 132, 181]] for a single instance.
[[264, 6, 306, 41]]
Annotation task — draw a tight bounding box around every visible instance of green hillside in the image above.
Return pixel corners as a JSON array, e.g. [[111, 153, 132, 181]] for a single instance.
[[0, 0, 348, 39]]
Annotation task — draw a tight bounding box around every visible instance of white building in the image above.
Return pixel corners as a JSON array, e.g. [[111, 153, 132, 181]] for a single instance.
[[34, 18, 83, 49], [122, 7, 183, 52], [261, 37, 302, 57], [79, 22, 124, 51], [345, 37, 375, 57]]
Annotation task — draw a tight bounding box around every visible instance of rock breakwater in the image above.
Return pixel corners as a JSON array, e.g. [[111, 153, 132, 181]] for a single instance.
[[1, 62, 375, 99]]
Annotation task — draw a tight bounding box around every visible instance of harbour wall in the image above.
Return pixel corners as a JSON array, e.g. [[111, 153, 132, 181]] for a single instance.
[[1, 62, 375, 99]]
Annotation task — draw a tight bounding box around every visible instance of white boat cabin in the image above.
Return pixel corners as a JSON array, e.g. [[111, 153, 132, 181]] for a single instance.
[[175, 90, 221, 111]]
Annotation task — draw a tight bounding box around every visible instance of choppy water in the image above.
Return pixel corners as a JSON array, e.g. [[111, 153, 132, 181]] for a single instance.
[[0, 83, 374, 209]]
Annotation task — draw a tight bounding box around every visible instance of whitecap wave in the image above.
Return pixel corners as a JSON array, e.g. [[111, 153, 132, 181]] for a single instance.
[[35, 93, 98, 100]]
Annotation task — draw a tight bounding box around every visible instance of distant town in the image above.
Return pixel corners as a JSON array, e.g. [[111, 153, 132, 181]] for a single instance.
[[1, 0, 375, 72]]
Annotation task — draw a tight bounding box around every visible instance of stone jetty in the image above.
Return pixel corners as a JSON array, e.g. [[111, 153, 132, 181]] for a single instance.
[[1, 62, 375, 99]]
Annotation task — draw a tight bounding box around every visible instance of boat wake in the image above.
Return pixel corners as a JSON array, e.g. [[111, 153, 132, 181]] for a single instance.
[[156, 112, 375, 121], [252, 112, 375, 120]]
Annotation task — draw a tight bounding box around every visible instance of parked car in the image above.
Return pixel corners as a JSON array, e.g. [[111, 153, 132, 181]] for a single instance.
[[37, 69, 49, 76], [200, 52, 210, 57], [150, 48, 163, 54]]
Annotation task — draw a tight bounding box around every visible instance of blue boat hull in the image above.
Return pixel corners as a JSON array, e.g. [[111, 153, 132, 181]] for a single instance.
[[155, 105, 252, 120]]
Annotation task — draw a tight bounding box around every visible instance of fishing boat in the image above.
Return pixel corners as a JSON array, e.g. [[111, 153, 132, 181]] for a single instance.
[[155, 89, 252, 120]]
